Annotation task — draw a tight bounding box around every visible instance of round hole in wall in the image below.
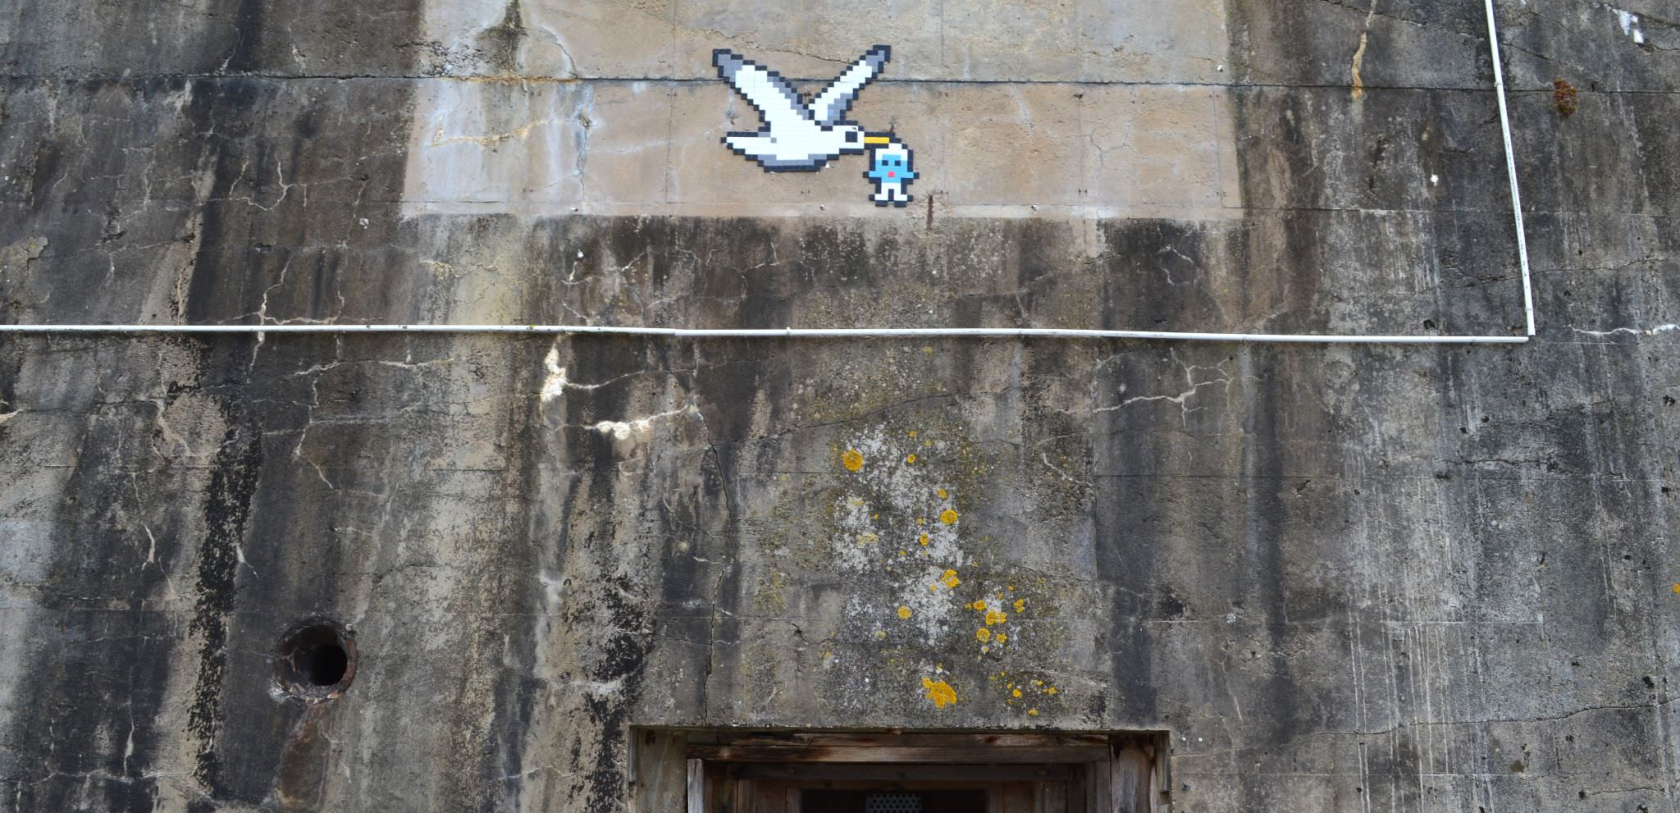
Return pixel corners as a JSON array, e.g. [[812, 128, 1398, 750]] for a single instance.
[[275, 619, 356, 700]]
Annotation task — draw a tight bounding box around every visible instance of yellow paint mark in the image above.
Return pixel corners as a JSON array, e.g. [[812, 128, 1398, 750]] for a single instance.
[[976, 628, 992, 642], [922, 677, 958, 708], [1013, 599, 1026, 612], [971, 600, 988, 611], [842, 449, 864, 472], [898, 606, 912, 619], [940, 509, 960, 525], [937, 488, 949, 499], [906, 454, 918, 465], [985, 609, 1008, 626], [1012, 688, 1022, 698], [919, 534, 931, 546], [940, 569, 962, 589]]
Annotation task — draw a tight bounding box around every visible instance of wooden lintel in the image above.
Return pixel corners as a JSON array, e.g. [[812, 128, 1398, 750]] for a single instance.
[[686, 745, 1112, 764]]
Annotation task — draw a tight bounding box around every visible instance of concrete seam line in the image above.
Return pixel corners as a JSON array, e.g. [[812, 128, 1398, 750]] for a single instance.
[[0, 1, 1535, 346]]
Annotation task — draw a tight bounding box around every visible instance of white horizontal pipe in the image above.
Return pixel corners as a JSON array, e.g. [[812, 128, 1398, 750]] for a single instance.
[[0, 323, 1528, 344]]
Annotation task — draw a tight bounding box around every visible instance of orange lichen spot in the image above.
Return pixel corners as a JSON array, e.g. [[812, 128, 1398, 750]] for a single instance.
[[1013, 598, 1026, 612], [905, 454, 918, 465], [922, 677, 958, 708], [940, 570, 962, 589], [919, 534, 931, 546], [985, 609, 1008, 626], [842, 449, 865, 472], [898, 606, 913, 619], [940, 509, 960, 524], [1012, 688, 1022, 698], [976, 628, 992, 642], [937, 488, 949, 499]]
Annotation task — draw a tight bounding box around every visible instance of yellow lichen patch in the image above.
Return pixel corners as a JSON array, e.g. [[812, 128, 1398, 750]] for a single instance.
[[919, 534, 930, 546], [995, 633, 1007, 644], [985, 609, 1008, 626], [1012, 688, 1022, 698], [976, 628, 992, 642], [1046, 687, 1058, 695], [1673, 583, 1680, 595], [842, 449, 865, 472], [908, 430, 917, 439], [940, 509, 959, 524], [905, 454, 918, 465], [1027, 708, 1039, 716], [1031, 679, 1042, 686], [940, 569, 961, 589], [898, 606, 913, 619], [971, 600, 988, 611], [1013, 599, 1026, 612], [937, 488, 949, 499], [922, 677, 958, 708]]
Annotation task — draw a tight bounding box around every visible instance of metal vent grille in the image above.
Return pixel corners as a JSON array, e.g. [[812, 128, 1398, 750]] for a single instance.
[[866, 793, 922, 813]]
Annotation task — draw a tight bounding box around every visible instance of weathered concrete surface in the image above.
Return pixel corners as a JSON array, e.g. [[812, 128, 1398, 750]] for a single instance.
[[2, 0, 1680, 812]]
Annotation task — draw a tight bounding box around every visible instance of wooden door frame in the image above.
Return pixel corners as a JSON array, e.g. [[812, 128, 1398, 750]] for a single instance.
[[632, 730, 1169, 813]]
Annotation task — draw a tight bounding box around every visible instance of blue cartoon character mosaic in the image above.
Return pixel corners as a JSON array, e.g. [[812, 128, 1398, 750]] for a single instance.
[[714, 45, 916, 205], [864, 138, 915, 206]]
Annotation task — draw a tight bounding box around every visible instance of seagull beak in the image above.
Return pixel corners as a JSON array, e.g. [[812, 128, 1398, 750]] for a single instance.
[[863, 135, 893, 146]]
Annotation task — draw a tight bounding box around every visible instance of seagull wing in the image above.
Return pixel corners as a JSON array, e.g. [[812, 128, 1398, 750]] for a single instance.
[[714, 49, 811, 129], [807, 45, 890, 125]]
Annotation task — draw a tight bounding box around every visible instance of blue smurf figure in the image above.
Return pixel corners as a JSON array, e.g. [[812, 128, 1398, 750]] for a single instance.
[[863, 136, 916, 206]]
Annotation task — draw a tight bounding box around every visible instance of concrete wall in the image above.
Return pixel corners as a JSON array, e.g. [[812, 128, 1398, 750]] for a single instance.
[[2, 0, 1680, 810]]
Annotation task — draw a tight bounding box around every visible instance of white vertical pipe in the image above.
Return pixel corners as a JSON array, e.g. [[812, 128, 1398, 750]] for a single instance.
[[1484, 0, 1538, 336]]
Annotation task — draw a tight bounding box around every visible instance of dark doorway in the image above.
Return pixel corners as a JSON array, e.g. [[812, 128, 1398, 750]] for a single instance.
[[800, 790, 987, 813]]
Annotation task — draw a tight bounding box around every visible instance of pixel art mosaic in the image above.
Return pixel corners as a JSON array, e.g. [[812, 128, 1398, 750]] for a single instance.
[[714, 45, 917, 207]]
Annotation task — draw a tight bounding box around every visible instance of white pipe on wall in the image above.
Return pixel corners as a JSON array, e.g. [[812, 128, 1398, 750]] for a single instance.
[[0, 1, 1537, 347], [0, 323, 1529, 343]]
